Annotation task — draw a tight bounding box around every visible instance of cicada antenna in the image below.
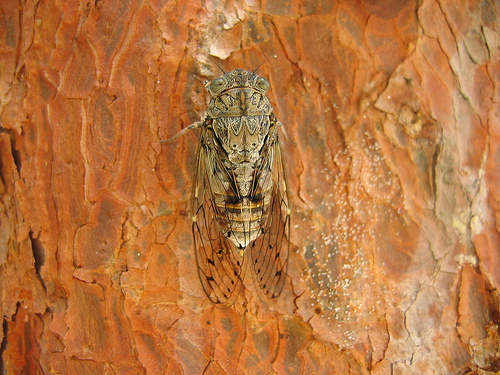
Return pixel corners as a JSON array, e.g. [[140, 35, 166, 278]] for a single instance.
[[253, 56, 270, 73], [193, 76, 205, 84], [209, 57, 226, 74], [194, 75, 210, 88]]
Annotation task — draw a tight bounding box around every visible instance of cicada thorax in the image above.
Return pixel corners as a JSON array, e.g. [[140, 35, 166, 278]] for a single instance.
[[208, 87, 276, 251]]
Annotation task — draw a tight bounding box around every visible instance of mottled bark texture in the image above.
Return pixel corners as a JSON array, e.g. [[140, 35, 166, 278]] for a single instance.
[[1, 0, 499, 373]]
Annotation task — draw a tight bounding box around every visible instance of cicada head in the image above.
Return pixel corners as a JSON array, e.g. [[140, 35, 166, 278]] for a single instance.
[[205, 69, 270, 96]]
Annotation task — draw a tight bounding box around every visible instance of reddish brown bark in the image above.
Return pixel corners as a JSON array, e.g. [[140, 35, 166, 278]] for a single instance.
[[1, 0, 499, 373]]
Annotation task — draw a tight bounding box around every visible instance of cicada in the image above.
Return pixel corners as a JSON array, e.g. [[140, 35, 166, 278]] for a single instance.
[[190, 68, 290, 304]]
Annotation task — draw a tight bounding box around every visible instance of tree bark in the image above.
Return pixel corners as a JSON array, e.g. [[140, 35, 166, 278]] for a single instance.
[[1, 0, 499, 373]]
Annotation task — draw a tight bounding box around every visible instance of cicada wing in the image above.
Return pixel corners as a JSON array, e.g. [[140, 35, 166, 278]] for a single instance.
[[191, 124, 245, 304], [249, 125, 290, 299]]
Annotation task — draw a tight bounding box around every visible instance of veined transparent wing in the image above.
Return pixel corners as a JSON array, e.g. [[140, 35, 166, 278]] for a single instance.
[[248, 119, 290, 299], [191, 121, 245, 304]]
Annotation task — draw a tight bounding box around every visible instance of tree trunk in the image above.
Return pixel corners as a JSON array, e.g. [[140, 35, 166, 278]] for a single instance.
[[1, 0, 499, 373]]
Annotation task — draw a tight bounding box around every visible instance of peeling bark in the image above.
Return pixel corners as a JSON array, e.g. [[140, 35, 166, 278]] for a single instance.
[[1, 0, 499, 373]]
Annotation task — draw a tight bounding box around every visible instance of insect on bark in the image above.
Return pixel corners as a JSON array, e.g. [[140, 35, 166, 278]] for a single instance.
[[184, 68, 291, 304]]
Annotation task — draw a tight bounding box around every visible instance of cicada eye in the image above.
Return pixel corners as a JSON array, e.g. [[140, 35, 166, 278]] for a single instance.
[[209, 78, 225, 94], [256, 77, 270, 92]]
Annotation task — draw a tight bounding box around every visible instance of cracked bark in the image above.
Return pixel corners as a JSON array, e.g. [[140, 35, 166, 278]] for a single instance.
[[1, 0, 499, 374]]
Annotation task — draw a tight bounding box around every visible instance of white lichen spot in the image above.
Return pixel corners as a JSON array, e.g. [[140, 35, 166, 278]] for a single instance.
[[455, 254, 478, 267], [452, 212, 469, 235], [470, 214, 483, 235]]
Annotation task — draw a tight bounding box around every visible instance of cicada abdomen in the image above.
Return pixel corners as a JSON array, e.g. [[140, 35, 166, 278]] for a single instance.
[[191, 69, 290, 304]]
